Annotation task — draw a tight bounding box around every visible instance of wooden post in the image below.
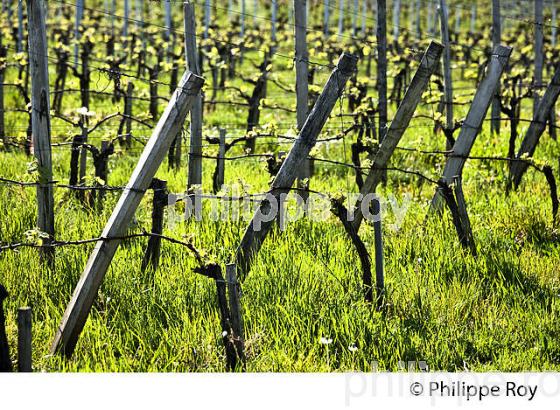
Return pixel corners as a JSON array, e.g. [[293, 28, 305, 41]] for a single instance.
[[295, 0, 311, 200], [226, 264, 245, 367], [17, 0, 23, 53], [361, 0, 368, 35], [323, 0, 330, 36], [352, 42, 444, 231], [534, 0, 544, 114], [271, 0, 277, 44], [240, 0, 245, 39], [50, 71, 204, 357], [17, 307, 32, 372], [454, 7, 461, 35], [213, 128, 226, 193], [28, 0, 55, 262], [0, 29, 5, 146], [352, 0, 358, 36], [124, 82, 134, 147], [553, 5, 557, 48], [123, 0, 130, 38], [372, 198, 384, 308], [377, 0, 387, 140], [141, 179, 168, 273], [491, 0, 501, 135], [470, 2, 476, 33], [431, 45, 512, 210], [510, 63, 560, 189], [0, 285, 11, 372], [415, 0, 421, 39], [234, 53, 358, 279], [392, 0, 400, 46], [338, 0, 344, 37], [185, 1, 203, 189], [439, 0, 453, 149], [74, 0, 83, 68], [164, 0, 172, 62]]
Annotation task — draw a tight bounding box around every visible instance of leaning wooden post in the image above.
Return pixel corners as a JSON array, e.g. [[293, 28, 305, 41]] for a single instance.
[[534, 0, 544, 114], [50, 71, 204, 357], [430, 45, 512, 211], [234, 53, 358, 280], [491, 0, 501, 135], [184, 1, 203, 189], [0, 285, 11, 372], [28, 0, 55, 263], [352, 42, 444, 231], [294, 0, 311, 201], [376, 0, 387, 140], [510, 63, 560, 189], [17, 307, 32, 372], [226, 264, 245, 368], [439, 0, 454, 149]]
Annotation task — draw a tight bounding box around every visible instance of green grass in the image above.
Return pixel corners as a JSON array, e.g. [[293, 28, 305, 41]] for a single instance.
[[1, 1, 560, 372]]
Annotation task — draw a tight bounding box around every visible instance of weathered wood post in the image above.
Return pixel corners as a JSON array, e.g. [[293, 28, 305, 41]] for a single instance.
[[0, 285, 11, 372], [295, 0, 311, 201], [17, 0, 24, 53], [376, 0, 387, 140], [534, 0, 544, 114], [234, 53, 358, 279], [50, 71, 204, 357], [323, 0, 330, 36], [0, 28, 5, 146], [362, 0, 368, 35], [123, 0, 130, 38], [28, 0, 55, 263], [431, 45, 512, 211], [240, 0, 245, 39], [338, 0, 345, 37], [271, 0, 278, 44], [74, 0, 83, 68], [352, 0, 358, 36], [553, 5, 558, 48], [213, 128, 226, 193], [415, 0, 421, 39], [392, 0, 400, 47], [164, 0, 172, 62], [185, 1, 203, 189], [17, 307, 32, 372], [439, 0, 454, 150], [372, 198, 384, 307], [510, 63, 560, 189], [141, 179, 168, 273], [491, 0, 501, 135], [226, 264, 245, 368], [124, 82, 134, 147], [470, 2, 476, 33], [351, 42, 444, 231]]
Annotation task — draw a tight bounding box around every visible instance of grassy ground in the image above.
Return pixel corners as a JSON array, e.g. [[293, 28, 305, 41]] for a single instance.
[[0, 2, 559, 372]]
